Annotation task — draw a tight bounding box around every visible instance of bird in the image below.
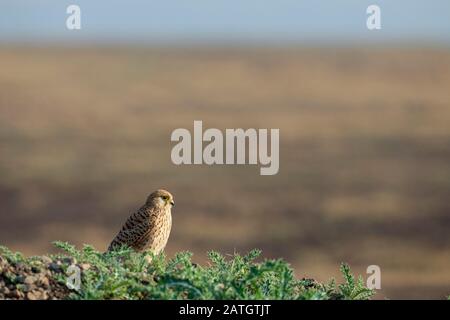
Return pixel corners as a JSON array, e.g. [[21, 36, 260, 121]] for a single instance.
[[107, 189, 174, 256]]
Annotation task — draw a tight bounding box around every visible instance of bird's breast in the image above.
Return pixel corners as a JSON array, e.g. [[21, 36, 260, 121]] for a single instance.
[[146, 208, 172, 254]]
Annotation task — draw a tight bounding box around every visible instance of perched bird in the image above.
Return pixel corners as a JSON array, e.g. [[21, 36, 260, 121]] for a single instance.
[[108, 189, 174, 255]]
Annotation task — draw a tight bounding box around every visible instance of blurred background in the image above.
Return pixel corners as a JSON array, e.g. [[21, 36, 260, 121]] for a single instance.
[[1, 1, 450, 299]]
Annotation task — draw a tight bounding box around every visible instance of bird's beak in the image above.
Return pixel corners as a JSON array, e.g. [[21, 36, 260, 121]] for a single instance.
[[170, 201, 175, 207]]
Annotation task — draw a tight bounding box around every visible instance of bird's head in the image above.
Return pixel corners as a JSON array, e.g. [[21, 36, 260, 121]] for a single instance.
[[146, 189, 175, 209]]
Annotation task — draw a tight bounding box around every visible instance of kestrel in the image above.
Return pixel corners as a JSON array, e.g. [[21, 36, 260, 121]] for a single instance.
[[107, 189, 174, 255]]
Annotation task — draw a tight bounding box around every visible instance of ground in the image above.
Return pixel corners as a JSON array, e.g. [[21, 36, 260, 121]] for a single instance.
[[0, 47, 449, 298]]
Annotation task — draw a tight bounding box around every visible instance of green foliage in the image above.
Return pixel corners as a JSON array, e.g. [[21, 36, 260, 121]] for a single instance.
[[336, 263, 375, 300], [2, 242, 375, 300], [0, 245, 26, 264]]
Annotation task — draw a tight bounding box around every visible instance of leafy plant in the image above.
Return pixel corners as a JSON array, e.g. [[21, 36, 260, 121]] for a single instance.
[[1, 242, 375, 300], [337, 263, 374, 300]]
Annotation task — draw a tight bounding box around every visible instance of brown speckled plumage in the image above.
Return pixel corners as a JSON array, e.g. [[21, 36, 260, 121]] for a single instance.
[[108, 189, 174, 255]]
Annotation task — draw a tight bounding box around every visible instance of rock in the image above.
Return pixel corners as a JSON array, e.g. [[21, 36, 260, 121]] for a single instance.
[[40, 291, 48, 300], [0, 287, 10, 295], [62, 257, 76, 265], [41, 256, 52, 265], [9, 289, 24, 299], [80, 263, 91, 271], [26, 290, 43, 300], [16, 284, 27, 292], [14, 262, 26, 271], [48, 263, 62, 273], [15, 275, 25, 284], [0, 251, 74, 300], [31, 266, 41, 273], [24, 275, 36, 285], [23, 284, 36, 293], [38, 276, 50, 288]]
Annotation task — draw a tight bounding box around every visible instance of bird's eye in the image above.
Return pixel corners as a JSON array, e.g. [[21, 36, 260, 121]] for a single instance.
[[162, 196, 168, 200]]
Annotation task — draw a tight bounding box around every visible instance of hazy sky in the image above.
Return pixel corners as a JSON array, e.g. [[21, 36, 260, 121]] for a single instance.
[[1, 0, 449, 45]]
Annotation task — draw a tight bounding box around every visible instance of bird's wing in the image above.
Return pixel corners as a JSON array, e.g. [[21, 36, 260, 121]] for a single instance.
[[114, 226, 150, 251], [108, 206, 154, 251]]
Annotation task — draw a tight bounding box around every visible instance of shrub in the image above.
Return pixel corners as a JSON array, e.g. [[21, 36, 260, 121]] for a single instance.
[[0, 242, 375, 300]]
